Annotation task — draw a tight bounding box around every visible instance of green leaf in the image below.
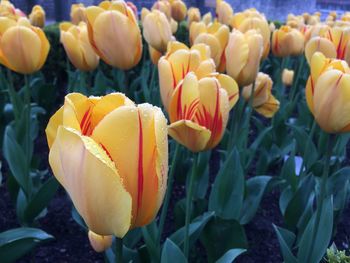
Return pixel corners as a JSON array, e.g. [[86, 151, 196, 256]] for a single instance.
[[201, 217, 247, 262], [142, 221, 159, 262], [216, 248, 246, 263], [240, 176, 272, 224], [273, 225, 298, 263], [24, 177, 59, 222], [170, 212, 214, 250], [209, 149, 244, 220], [71, 206, 87, 230], [194, 152, 210, 200], [161, 239, 187, 263], [297, 196, 333, 263], [0, 227, 54, 263]]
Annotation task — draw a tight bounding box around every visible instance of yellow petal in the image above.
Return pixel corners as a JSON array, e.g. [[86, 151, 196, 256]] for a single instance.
[[49, 126, 132, 237], [255, 94, 280, 118], [46, 106, 63, 149], [215, 73, 239, 109], [305, 37, 337, 65], [88, 231, 113, 252], [194, 33, 222, 66]]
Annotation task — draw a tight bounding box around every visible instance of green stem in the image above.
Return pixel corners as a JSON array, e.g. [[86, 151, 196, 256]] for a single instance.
[[183, 153, 199, 258], [79, 70, 88, 95], [24, 74, 31, 198], [115, 237, 123, 263], [289, 56, 305, 102], [6, 69, 19, 123], [157, 142, 180, 245], [305, 133, 335, 263], [242, 81, 256, 156], [149, 64, 158, 104]]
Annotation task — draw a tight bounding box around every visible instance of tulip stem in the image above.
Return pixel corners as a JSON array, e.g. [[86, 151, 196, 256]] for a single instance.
[[24, 74, 32, 197], [157, 142, 180, 245], [305, 133, 335, 263], [6, 69, 20, 124], [115, 237, 123, 263], [289, 56, 305, 102], [184, 153, 199, 258], [243, 81, 256, 159]]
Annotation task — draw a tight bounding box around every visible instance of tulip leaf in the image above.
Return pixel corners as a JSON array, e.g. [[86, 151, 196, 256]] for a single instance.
[[71, 206, 87, 230], [170, 211, 214, 250], [273, 225, 298, 263], [142, 221, 159, 262], [297, 196, 333, 263], [194, 152, 210, 200], [0, 227, 54, 263], [161, 239, 187, 263], [209, 148, 244, 220], [216, 248, 247, 263], [201, 217, 248, 262], [24, 176, 59, 222], [239, 176, 272, 225]]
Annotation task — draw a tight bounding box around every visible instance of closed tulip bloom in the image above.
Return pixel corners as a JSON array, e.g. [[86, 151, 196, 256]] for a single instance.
[[158, 41, 216, 110], [88, 231, 113, 252], [70, 3, 86, 25], [29, 5, 45, 28], [152, 0, 171, 19], [282, 69, 294, 86], [190, 21, 229, 71], [85, 0, 142, 70], [225, 29, 263, 86], [126, 1, 138, 19], [306, 52, 350, 133], [143, 10, 172, 53], [170, 0, 187, 22], [46, 92, 168, 238], [202, 12, 212, 25], [60, 22, 99, 71], [272, 25, 305, 57], [141, 7, 150, 23], [0, 0, 17, 20], [187, 7, 201, 27], [149, 45, 163, 64], [0, 17, 50, 74], [168, 72, 238, 152], [216, 0, 233, 26], [242, 72, 280, 118]]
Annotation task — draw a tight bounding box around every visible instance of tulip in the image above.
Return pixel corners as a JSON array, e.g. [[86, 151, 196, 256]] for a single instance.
[[202, 12, 212, 25], [46, 92, 168, 237], [190, 21, 229, 71], [149, 45, 163, 64], [269, 22, 275, 33], [225, 29, 263, 87], [306, 52, 350, 133], [60, 22, 99, 71], [88, 231, 113, 252], [168, 72, 238, 152], [242, 72, 280, 118], [29, 5, 45, 28], [216, 0, 233, 26], [0, 17, 50, 74], [152, 0, 171, 19], [143, 10, 172, 53], [141, 7, 150, 23], [71, 3, 86, 25], [0, 0, 17, 20], [126, 1, 138, 19], [158, 41, 216, 110], [272, 25, 305, 57], [170, 0, 187, 22], [282, 69, 294, 86], [187, 7, 200, 27], [85, 1, 142, 70]]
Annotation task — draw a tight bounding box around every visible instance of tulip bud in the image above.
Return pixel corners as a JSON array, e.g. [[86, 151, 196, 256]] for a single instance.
[[143, 10, 172, 53], [152, 1, 171, 19], [282, 69, 294, 86], [71, 3, 86, 25], [170, 0, 187, 22], [187, 7, 201, 28], [272, 25, 305, 57], [60, 22, 99, 71], [85, 1, 142, 70], [29, 5, 45, 28], [141, 7, 150, 23], [242, 72, 280, 118], [0, 17, 50, 74], [88, 231, 113, 252], [202, 12, 212, 25], [216, 0, 233, 26]]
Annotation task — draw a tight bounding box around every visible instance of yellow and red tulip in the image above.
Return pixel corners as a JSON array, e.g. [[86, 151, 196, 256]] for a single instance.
[[46, 92, 168, 238], [60, 22, 99, 71], [242, 72, 280, 118], [85, 0, 142, 70], [0, 17, 50, 74], [29, 5, 45, 28], [272, 25, 305, 57]]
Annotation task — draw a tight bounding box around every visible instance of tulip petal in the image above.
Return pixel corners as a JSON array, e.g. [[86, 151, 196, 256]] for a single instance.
[[49, 126, 132, 237], [215, 74, 239, 109], [255, 94, 280, 118], [46, 106, 63, 149], [194, 33, 222, 66], [168, 120, 211, 152], [305, 37, 337, 65]]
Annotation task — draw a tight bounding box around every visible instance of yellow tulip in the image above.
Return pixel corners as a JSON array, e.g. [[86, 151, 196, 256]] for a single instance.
[[168, 72, 238, 152], [242, 72, 280, 118], [170, 0, 187, 22], [202, 12, 212, 25], [282, 69, 294, 86], [141, 7, 150, 23], [29, 5, 45, 28], [272, 25, 305, 57], [0, 0, 18, 20], [225, 29, 263, 87], [88, 231, 113, 252], [216, 0, 233, 26], [143, 10, 172, 53], [170, 17, 178, 34], [152, 0, 171, 19], [306, 52, 350, 133], [85, 1, 142, 70], [190, 21, 229, 71], [71, 3, 86, 25], [0, 17, 50, 74], [60, 22, 99, 71], [149, 45, 163, 65], [187, 7, 201, 27], [46, 92, 168, 237]]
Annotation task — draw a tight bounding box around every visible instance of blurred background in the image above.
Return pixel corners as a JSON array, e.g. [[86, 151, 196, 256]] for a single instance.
[[11, 0, 350, 22]]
